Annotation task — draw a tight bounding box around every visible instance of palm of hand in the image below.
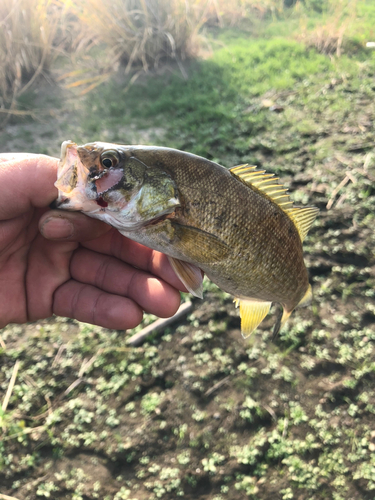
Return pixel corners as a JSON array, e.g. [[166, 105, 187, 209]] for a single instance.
[[0, 154, 183, 330], [0, 206, 73, 325]]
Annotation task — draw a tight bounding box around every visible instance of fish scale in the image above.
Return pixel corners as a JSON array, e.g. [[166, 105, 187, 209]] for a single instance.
[[55, 141, 318, 338]]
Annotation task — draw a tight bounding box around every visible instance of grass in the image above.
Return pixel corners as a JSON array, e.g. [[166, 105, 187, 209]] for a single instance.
[[2, 0, 374, 115], [70, 36, 331, 164]]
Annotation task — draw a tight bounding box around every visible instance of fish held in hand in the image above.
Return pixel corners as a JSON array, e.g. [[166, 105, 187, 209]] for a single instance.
[[54, 140, 318, 338]]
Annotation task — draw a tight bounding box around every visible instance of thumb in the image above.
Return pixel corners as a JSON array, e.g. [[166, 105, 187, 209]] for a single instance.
[[0, 154, 59, 217], [39, 210, 112, 242]]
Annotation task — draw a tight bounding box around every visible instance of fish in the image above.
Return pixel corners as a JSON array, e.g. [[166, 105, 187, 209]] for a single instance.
[[54, 140, 319, 338]]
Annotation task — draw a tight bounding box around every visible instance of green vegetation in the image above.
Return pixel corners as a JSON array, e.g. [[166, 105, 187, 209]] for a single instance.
[[1, 1, 375, 499]]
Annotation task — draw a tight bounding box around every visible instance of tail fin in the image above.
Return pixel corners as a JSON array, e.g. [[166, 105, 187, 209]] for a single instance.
[[272, 307, 292, 340], [298, 284, 313, 307]]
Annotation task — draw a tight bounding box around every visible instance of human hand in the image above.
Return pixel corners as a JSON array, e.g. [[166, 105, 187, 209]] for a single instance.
[[0, 153, 185, 330]]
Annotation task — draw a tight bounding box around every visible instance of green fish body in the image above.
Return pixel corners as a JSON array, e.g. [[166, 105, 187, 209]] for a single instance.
[[55, 141, 318, 337]]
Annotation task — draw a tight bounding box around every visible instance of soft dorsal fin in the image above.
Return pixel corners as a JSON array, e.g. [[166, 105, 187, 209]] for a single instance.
[[230, 164, 318, 241], [284, 207, 319, 242]]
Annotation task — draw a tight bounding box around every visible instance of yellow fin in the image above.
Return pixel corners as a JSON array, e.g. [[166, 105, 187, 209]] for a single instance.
[[230, 164, 319, 241], [284, 207, 319, 242], [234, 298, 272, 339], [272, 284, 313, 340], [168, 257, 203, 299], [298, 283, 312, 307], [230, 164, 293, 210]]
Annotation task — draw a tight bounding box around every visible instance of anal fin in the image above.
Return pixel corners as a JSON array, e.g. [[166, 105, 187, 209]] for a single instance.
[[235, 299, 272, 339], [168, 256, 203, 299]]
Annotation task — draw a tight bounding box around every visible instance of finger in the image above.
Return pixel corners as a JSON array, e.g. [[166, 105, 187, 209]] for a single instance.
[[0, 154, 59, 219], [0, 153, 38, 162], [39, 210, 112, 241], [70, 248, 181, 317], [53, 280, 144, 330], [26, 233, 78, 321], [83, 230, 189, 292]]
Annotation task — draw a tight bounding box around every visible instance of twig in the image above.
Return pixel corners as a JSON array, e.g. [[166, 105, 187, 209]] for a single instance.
[[262, 403, 277, 421], [126, 301, 193, 346], [2, 425, 45, 443], [204, 375, 230, 397], [0, 334, 6, 350], [64, 378, 85, 397], [0, 494, 22, 500], [78, 349, 102, 378], [326, 172, 356, 209], [2, 360, 20, 413], [52, 344, 66, 368], [45, 395, 53, 417], [0, 108, 36, 116], [282, 417, 289, 438]]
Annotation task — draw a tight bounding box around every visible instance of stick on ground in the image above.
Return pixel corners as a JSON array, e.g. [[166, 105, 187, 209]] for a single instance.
[[126, 301, 193, 346]]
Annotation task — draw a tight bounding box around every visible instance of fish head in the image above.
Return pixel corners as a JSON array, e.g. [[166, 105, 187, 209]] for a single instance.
[[54, 141, 180, 231]]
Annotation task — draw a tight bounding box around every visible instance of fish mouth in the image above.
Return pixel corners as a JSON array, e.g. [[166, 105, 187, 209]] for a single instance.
[[54, 140, 98, 211], [94, 168, 124, 195], [55, 140, 80, 194]]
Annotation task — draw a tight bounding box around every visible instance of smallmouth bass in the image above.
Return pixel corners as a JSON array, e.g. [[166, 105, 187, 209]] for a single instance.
[[54, 141, 319, 338]]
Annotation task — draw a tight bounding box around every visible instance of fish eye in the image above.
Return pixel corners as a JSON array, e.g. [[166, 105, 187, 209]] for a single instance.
[[100, 151, 119, 169]]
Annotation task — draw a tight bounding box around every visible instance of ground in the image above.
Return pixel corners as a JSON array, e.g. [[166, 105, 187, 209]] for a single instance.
[[1, 28, 375, 500]]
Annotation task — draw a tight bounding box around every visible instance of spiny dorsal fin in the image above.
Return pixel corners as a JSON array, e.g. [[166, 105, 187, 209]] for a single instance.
[[230, 164, 293, 210], [230, 164, 318, 241], [285, 207, 319, 242]]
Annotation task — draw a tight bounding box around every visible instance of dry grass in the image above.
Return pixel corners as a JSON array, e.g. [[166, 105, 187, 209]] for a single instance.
[[297, 0, 358, 57], [62, 0, 286, 93], [0, 0, 357, 108], [201, 0, 285, 27], [0, 0, 68, 121], [72, 0, 202, 73]]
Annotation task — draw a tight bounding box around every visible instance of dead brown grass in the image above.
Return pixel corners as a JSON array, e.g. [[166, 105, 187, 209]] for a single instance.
[[62, 0, 286, 93], [2, 0, 354, 108], [201, 0, 285, 27], [72, 0, 202, 74], [0, 0, 68, 122], [297, 0, 358, 57]]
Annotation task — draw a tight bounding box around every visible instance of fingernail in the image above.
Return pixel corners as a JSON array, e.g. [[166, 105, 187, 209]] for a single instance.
[[41, 217, 74, 239]]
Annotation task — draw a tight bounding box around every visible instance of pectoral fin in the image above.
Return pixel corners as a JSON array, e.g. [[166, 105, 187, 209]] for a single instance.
[[234, 298, 272, 338], [171, 222, 229, 263], [168, 257, 204, 299]]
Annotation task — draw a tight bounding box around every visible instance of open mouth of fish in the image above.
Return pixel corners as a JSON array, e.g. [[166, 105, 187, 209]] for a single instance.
[[54, 141, 122, 209]]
